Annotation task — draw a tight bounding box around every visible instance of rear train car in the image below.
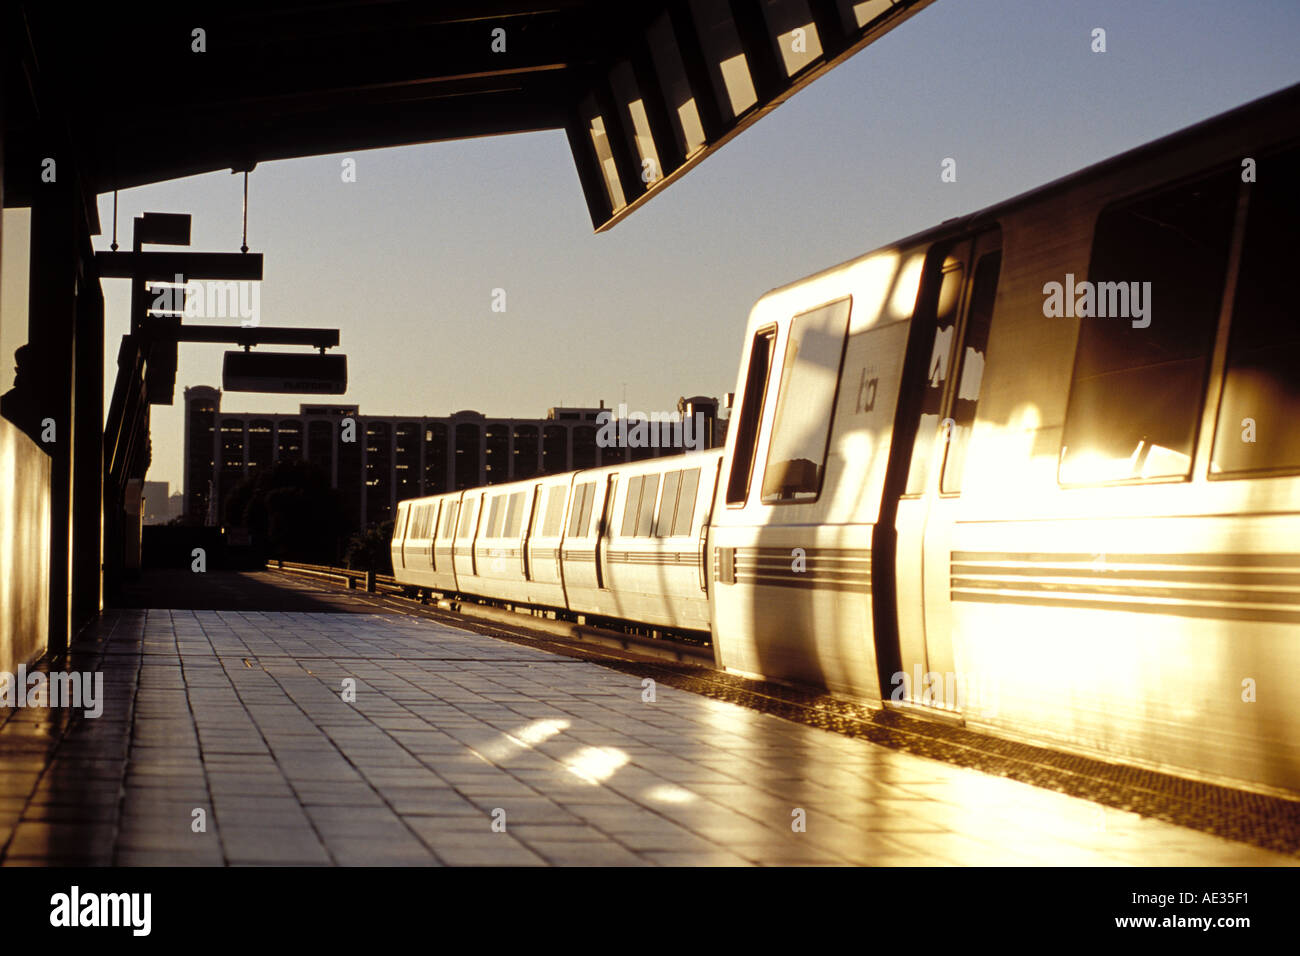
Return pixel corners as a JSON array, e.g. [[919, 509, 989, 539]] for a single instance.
[[392, 449, 723, 635]]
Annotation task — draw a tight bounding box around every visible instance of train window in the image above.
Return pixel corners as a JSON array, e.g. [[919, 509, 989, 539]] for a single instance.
[[621, 476, 644, 536], [673, 468, 701, 535], [441, 501, 459, 539], [580, 482, 597, 535], [647, 13, 707, 160], [542, 487, 566, 537], [487, 496, 504, 538], [636, 474, 660, 536], [941, 251, 1002, 494], [903, 263, 963, 496], [457, 498, 477, 537], [761, 298, 853, 503], [568, 482, 595, 537], [529, 492, 544, 535], [504, 492, 524, 538], [760, 0, 823, 78], [726, 328, 777, 505], [1211, 148, 1300, 477], [655, 470, 682, 536], [689, 0, 757, 123], [1059, 171, 1237, 484], [567, 485, 583, 537]]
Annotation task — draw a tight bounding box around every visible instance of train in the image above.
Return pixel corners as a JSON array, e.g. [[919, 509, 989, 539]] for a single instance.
[[394, 82, 1300, 798]]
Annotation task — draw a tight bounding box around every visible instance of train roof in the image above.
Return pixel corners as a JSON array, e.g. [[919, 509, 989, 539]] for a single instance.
[[757, 81, 1300, 303]]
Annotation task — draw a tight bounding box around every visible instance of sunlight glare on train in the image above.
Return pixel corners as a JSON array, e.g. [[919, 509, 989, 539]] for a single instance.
[[889, 253, 926, 319], [848, 250, 900, 324]]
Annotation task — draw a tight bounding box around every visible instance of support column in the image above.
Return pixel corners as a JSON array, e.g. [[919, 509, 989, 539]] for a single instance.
[[72, 251, 104, 626], [25, 171, 78, 654]]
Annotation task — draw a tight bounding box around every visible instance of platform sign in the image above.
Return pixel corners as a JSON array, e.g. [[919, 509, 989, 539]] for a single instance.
[[222, 351, 348, 394]]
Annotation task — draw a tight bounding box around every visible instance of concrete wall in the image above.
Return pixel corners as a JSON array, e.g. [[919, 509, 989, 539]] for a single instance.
[[0, 414, 50, 675]]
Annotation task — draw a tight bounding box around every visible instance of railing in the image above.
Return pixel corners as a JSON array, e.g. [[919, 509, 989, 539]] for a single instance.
[[265, 559, 400, 594]]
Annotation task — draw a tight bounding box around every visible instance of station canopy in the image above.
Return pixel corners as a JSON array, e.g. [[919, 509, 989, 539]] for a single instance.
[[4, 0, 935, 231]]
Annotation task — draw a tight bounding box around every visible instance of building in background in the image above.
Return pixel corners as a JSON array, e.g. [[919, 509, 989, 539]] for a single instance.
[[182, 386, 726, 533], [141, 481, 185, 525]]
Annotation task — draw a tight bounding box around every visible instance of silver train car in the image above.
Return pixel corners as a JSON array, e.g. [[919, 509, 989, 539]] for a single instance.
[[395, 83, 1300, 797], [392, 449, 724, 634]]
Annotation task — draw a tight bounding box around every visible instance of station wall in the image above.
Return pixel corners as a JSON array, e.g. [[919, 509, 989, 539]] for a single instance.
[[0, 416, 50, 676]]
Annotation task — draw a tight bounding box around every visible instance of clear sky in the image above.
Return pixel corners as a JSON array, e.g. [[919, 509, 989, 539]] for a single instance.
[[90, 0, 1300, 494]]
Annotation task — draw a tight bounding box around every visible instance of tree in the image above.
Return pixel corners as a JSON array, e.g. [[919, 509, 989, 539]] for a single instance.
[[223, 460, 345, 563], [344, 520, 394, 574]]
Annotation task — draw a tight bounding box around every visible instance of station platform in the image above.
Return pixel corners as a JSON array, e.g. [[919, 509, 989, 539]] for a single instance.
[[1, 571, 1296, 866]]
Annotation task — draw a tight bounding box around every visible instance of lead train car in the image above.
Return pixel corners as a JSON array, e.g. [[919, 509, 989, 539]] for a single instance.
[[711, 83, 1300, 796], [395, 84, 1300, 797]]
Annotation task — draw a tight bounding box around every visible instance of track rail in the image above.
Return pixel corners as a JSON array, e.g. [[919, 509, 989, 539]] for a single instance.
[[267, 560, 713, 664]]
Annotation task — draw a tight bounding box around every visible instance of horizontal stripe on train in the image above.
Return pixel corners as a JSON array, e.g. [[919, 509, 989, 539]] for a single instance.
[[952, 576, 1300, 606], [951, 564, 1300, 586], [953, 589, 1300, 625], [734, 548, 869, 570], [722, 547, 871, 592], [952, 550, 1300, 623], [739, 558, 870, 571], [734, 547, 869, 560], [735, 574, 870, 593], [605, 551, 696, 565], [952, 550, 1300, 568]]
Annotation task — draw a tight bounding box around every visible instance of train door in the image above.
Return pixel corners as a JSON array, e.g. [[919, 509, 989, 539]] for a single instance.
[[393, 502, 410, 573], [441, 499, 459, 582], [699, 457, 723, 592], [470, 492, 486, 575], [523, 483, 542, 580], [595, 474, 618, 589], [434, 504, 444, 572], [889, 230, 1002, 713]]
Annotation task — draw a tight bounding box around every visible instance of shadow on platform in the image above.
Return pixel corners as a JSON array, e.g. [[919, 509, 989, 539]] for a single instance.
[[114, 569, 374, 612]]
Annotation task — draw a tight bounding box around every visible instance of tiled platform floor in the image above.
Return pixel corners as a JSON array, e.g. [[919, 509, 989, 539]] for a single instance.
[[2, 607, 1295, 866]]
